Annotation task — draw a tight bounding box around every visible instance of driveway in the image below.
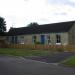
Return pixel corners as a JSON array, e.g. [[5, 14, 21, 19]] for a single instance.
[[0, 56, 75, 75], [25, 52, 75, 63]]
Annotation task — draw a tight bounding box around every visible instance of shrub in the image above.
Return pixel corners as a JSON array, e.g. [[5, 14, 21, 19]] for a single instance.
[[35, 41, 41, 44], [56, 48, 64, 52]]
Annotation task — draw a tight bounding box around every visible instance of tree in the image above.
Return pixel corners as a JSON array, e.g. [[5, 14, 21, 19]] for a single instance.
[[0, 17, 6, 33], [27, 22, 39, 27]]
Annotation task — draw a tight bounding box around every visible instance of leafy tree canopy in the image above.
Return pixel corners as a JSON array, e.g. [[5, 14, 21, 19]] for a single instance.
[[0, 16, 6, 33], [27, 22, 39, 27]]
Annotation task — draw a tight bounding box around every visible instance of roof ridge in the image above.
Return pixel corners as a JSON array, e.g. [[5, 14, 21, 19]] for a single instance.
[[7, 21, 75, 36]]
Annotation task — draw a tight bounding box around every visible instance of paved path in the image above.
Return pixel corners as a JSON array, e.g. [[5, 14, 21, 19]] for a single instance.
[[0, 56, 75, 75], [26, 52, 75, 63]]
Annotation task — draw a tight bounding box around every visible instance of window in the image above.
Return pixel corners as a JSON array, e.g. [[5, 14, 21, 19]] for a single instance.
[[11, 36, 17, 44], [15, 36, 18, 44], [11, 36, 15, 43], [47, 35, 51, 45], [20, 36, 24, 44], [32, 36, 37, 44], [56, 34, 61, 44], [6, 36, 9, 41]]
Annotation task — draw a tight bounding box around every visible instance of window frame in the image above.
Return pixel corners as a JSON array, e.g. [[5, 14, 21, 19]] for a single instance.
[[56, 33, 61, 45], [32, 35, 37, 44], [47, 35, 51, 45], [20, 36, 24, 44]]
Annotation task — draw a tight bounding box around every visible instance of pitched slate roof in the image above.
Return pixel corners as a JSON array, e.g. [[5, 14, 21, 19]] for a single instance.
[[7, 21, 75, 36]]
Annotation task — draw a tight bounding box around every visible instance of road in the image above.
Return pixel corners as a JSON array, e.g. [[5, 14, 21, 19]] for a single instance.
[[0, 56, 75, 75]]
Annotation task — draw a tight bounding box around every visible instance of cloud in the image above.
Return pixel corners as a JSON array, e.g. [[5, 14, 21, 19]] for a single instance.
[[0, 0, 75, 31], [47, 0, 75, 7], [69, 0, 75, 2], [54, 12, 67, 15], [46, 0, 75, 16]]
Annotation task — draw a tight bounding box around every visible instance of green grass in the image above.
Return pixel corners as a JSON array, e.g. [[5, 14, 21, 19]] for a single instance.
[[0, 48, 51, 57], [62, 56, 75, 67]]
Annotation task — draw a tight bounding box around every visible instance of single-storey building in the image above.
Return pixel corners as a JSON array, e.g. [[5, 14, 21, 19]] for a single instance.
[[6, 21, 75, 45], [0, 33, 7, 47]]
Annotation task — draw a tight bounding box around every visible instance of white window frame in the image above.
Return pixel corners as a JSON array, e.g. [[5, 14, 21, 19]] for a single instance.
[[20, 36, 24, 44]]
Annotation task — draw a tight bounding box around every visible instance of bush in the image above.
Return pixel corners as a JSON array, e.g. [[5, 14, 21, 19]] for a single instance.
[[35, 41, 41, 44], [56, 48, 64, 52]]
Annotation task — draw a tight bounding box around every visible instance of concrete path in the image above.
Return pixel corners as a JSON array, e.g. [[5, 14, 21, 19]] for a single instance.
[[0, 56, 75, 75]]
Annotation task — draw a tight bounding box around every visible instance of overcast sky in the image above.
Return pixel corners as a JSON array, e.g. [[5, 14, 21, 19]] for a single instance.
[[0, 0, 75, 30]]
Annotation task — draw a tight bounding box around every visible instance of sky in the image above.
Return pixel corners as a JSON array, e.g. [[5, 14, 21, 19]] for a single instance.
[[0, 0, 75, 31]]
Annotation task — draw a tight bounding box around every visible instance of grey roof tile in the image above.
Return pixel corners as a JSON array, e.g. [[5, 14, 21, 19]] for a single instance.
[[7, 21, 75, 36]]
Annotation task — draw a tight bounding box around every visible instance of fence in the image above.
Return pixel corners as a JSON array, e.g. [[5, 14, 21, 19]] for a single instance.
[[6, 44, 75, 52]]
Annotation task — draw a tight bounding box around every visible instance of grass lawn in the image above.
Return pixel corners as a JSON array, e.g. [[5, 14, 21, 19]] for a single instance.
[[62, 56, 75, 67], [0, 48, 51, 57]]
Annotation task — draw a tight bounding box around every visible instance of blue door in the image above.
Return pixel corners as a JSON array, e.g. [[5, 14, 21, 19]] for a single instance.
[[41, 35, 45, 44]]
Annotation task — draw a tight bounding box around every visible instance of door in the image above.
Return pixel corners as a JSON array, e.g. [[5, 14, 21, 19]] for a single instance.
[[41, 35, 45, 44], [15, 36, 18, 44]]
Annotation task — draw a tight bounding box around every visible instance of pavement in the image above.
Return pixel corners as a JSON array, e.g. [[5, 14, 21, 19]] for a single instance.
[[0, 55, 75, 75], [25, 52, 75, 63]]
